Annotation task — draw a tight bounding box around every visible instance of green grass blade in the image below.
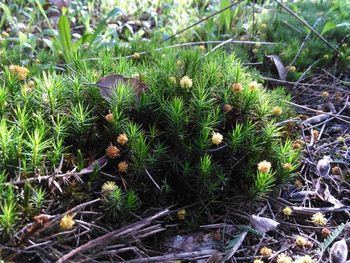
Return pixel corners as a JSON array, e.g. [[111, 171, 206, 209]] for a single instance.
[[58, 15, 73, 62], [88, 7, 123, 47]]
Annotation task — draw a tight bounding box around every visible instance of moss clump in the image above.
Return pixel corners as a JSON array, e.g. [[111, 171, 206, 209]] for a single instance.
[[0, 45, 299, 238], [105, 48, 299, 202]]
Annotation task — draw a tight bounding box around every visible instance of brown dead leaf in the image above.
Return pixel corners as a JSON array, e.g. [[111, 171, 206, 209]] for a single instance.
[[77, 155, 109, 178], [315, 178, 343, 207], [264, 55, 287, 80], [96, 74, 148, 101], [315, 178, 331, 201]]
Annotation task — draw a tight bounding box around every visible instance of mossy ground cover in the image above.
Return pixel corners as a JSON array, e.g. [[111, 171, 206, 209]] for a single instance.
[[0, 0, 349, 262], [0, 46, 298, 231]]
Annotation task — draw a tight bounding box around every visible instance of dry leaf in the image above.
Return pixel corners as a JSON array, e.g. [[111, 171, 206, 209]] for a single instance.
[[164, 232, 218, 252], [249, 215, 279, 233], [96, 74, 148, 101], [79, 155, 108, 175], [315, 178, 343, 207], [264, 54, 287, 80], [303, 113, 331, 125], [220, 231, 247, 263], [317, 156, 332, 178], [330, 238, 348, 263]]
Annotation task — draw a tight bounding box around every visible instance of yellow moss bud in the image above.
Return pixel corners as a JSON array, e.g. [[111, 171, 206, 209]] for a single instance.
[[117, 161, 128, 173], [180, 76, 193, 89], [294, 255, 313, 263], [248, 81, 262, 91], [311, 212, 327, 226], [132, 52, 141, 60], [283, 206, 292, 217], [276, 253, 293, 263], [105, 113, 114, 123], [176, 60, 184, 67], [223, 104, 233, 113], [283, 163, 293, 171], [295, 235, 308, 247], [106, 144, 121, 159], [272, 106, 283, 116], [321, 91, 329, 98], [117, 133, 129, 145], [1, 31, 9, 38], [231, 83, 243, 93], [177, 209, 186, 220], [259, 246, 273, 256], [169, 76, 177, 85], [102, 181, 117, 192], [9, 65, 29, 80], [211, 132, 223, 145], [288, 66, 296, 73], [258, 160, 271, 173], [60, 214, 75, 230]]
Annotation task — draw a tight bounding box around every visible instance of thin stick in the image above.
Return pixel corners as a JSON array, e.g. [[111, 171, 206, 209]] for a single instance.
[[291, 206, 350, 216], [293, 59, 320, 90], [273, 0, 339, 53], [144, 168, 161, 190], [37, 198, 101, 236], [301, 124, 315, 164], [303, 97, 350, 130], [205, 38, 236, 56], [162, 0, 245, 42], [262, 76, 334, 88], [285, 100, 350, 122], [82, 40, 275, 62], [289, 18, 322, 67], [56, 209, 169, 263]]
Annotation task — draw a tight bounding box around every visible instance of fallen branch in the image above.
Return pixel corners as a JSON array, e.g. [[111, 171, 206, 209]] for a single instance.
[[4, 155, 108, 186], [56, 208, 170, 263], [11, 198, 101, 246], [291, 206, 350, 216]]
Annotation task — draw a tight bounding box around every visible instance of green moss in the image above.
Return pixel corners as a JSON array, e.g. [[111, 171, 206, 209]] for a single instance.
[[0, 29, 300, 239], [97, 48, 299, 201]]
